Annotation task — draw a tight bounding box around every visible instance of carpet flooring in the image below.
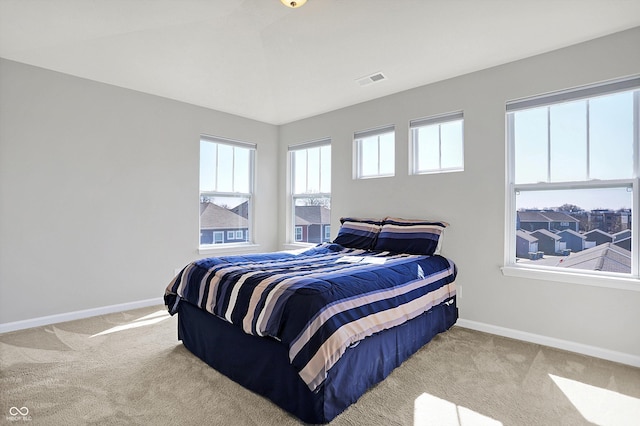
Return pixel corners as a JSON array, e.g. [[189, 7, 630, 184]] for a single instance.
[[1, 305, 639, 425]]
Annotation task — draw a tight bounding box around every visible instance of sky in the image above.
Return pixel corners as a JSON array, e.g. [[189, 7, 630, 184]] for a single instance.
[[513, 90, 636, 211]]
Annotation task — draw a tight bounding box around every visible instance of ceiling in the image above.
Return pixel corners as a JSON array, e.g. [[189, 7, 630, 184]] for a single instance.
[[1, 0, 639, 125]]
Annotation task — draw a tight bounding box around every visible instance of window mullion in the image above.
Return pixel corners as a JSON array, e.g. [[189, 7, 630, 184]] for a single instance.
[[318, 148, 323, 192], [634, 92, 640, 276], [305, 150, 309, 193], [377, 136, 382, 175], [438, 124, 443, 170], [231, 147, 236, 192], [586, 100, 591, 180], [634, 91, 640, 178], [214, 143, 219, 191], [546, 106, 551, 182]]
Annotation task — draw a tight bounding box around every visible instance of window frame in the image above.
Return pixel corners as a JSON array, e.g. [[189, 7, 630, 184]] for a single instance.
[[324, 225, 331, 241], [213, 231, 224, 245], [199, 135, 256, 249], [503, 77, 640, 290], [289, 138, 332, 245], [353, 125, 395, 179], [410, 111, 464, 175]]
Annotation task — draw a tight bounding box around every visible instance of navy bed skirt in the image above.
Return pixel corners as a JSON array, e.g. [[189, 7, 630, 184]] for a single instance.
[[176, 297, 458, 424]]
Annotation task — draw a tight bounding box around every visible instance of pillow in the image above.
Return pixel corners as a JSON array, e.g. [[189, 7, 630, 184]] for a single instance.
[[373, 217, 448, 255], [339, 217, 382, 225], [333, 219, 382, 250]]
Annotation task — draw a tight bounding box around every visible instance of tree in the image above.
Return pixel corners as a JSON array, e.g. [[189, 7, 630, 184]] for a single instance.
[[301, 196, 330, 208], [556, 203, 583, 213]]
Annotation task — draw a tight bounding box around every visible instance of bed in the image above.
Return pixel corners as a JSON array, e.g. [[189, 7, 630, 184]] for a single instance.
[[164, 217, 458, 423]]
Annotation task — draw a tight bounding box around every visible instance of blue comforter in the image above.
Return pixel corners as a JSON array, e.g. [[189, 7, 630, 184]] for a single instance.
[[165, 243, 457, 391]]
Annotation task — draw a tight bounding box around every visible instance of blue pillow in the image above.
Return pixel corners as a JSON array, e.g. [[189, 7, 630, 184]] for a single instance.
[[333, 219, 382, 250], [373, 217, 448, 255]]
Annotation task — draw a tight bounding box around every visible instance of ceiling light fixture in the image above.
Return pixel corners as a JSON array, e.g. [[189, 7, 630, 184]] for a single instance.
[[281, 0, 307, 8]]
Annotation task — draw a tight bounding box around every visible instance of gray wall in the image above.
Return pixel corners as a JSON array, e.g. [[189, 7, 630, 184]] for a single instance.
[[0, 59, 279, 324], [1, 27, 639, 361], [278, 27, 640, 358]]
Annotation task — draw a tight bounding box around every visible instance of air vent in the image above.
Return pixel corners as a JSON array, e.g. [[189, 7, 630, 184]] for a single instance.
[[356, 72, 387, 86]]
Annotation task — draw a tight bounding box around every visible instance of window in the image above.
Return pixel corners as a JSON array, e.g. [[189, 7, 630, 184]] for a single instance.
[[200, 135, 255, 246], [289, 139, 331, 244], [410, 111, 464, 174], [506, 77, 639, 281], [213, 231, 224, 244], [324, 225, 331, 241], [354, 125, 395, 179]]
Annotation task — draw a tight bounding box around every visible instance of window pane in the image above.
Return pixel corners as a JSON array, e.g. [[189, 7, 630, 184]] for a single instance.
[[293, 197, 331, 244], [514, 108, 548, 184], [320, 145, 331, 193], [550, 100, 587, 182], [440, 120, 463, 169], [200, 141, 217, 192], [200, 196, 250, 245], [293, 150, 307, 194], [360, 137, 379, 177], [233, 147, 251, 193], [307, 147, 321, 193], [379, 132, 395, 175], [515, 187, 632, 274], [216, 144, 234, 192], [589, 91, 634, 180], [415, 126, 439, 171]]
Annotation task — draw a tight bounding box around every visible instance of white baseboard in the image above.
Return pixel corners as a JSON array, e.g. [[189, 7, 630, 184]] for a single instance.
[[0, 297, 165, 334], [455, 318, 640, 368]]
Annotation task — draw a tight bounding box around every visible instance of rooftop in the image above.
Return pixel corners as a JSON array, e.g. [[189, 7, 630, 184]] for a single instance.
[[518, 211, 579, 223], [534, 243, 631, 274], [200, 202, 248, 229]]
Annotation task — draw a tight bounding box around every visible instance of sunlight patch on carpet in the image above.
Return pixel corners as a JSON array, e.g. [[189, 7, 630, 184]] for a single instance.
[[90, 310, 170, 338], [414, 393, 503, 425], [549, 374, 640, 426]]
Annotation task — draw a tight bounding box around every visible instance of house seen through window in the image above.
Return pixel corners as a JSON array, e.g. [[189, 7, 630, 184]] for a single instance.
[[290, 139, 331, 244], [507, 77, 639, 278], [199, 136, 255, 246]]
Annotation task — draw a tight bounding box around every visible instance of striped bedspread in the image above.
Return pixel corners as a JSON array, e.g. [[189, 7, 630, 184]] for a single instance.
[[165, 243, 457, 391]]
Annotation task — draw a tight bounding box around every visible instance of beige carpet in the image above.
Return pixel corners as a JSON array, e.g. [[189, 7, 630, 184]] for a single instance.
[[1, 306, 639, 425]]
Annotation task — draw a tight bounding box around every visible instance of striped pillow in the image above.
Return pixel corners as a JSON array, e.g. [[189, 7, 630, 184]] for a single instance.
[[373, 217, 448, 255], [333, 218, 382, 250]]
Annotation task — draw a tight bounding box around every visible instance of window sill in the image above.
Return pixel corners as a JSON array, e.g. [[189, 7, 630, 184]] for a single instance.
[[282, 243, 315, 252], [198, 243, 261, 256], [501, 265, 640, 292]]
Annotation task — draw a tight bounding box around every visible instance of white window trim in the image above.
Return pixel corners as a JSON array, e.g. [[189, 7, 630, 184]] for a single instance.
[[199, 243, 261, 256], [501, 265, 640, 292], [199, 135, 256, 249], [410, 111, 464, 175], [504, 77, 640, 289], [354, 125, 395, 179], [288, 138, 332, 245], [212, 231, 224, 244]]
